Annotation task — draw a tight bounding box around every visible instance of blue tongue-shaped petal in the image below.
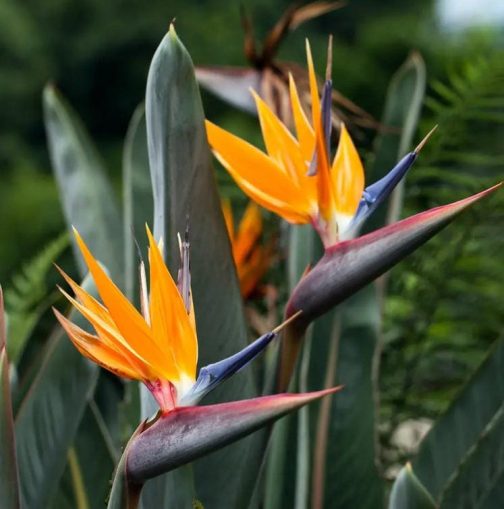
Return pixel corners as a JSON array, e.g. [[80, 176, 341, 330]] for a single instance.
[[351, 151, 417, 228], [349, 125, 437, 233], [307, 79, 333, 176], [180, 312, 301, 405]]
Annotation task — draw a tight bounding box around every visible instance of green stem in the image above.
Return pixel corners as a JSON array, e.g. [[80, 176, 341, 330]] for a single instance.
[[311, 311, 341, 509], [68, 447, 90, 509]]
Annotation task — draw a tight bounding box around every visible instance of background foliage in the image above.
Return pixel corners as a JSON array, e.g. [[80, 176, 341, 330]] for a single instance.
[[1, 0, 503, 492]]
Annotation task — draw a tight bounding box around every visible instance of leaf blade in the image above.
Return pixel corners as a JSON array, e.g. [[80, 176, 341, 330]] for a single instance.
[[388, 464, 437, 509], [0, 288, 20, 509], [145, 27, 259, 508], [14, 276, 99, 508], [413, 336, 504, 506], [43, 85, 124, 286]]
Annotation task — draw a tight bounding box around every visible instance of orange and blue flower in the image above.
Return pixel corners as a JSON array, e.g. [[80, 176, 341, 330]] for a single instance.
[[206, 41, 431, 247], [55, 227, 289, 413], [222, 200, 272, 297]]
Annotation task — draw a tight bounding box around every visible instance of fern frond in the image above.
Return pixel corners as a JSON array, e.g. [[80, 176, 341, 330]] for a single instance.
[[5, 232, 69, 363]]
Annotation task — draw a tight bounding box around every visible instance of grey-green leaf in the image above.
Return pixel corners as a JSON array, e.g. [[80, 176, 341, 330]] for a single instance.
[[0, 288, 20, 509], [368, 51, 426, 228], [389, 464, 437, 509], [14, 275, 99, 508], [123, 103, 153, 302], [413, 337, 504, 507], [43, 85, 124, 286], [50, 402, 118, 509], [144, 27, 257, 508]]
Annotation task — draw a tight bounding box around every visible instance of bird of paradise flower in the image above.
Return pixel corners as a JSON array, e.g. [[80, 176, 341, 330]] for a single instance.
[[222, 200, 273, 298], [54, 226, 296, 413], [206, 40, 434, 248]]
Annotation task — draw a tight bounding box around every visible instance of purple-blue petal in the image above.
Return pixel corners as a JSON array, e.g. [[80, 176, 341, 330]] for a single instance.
[[307, 80, 333, 176], [351, 151, 417, 230], [180, 331, 277, 405]]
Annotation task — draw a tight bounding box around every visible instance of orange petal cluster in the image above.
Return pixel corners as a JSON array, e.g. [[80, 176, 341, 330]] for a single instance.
[[54, 227, 198, 412], [222, 201, 271, 298], [206, 41, 365, 247]]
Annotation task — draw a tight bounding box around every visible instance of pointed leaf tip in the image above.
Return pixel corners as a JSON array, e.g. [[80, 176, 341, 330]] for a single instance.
[[127, 388, 342, 483], [389, 464, 436, 509]]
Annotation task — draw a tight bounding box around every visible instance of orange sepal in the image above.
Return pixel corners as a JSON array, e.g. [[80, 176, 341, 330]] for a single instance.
[[288, 73, 315, 164], [306, 40, 321, 131], [206, 120, 311, 223], [73, 229, 165, 367], [54, 308, 141, 380], [233, 202, 262, 265], [146, 227, 198, 381], [331, 124, 365, 216]]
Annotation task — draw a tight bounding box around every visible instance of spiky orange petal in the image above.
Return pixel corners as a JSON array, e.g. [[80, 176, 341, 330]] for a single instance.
[[331, 124, 365, 216], [55, 265, 114, 327], [233, 202, 262, 265], [306, 40, 321, 131], [146, 227, 198, 380], [73, 229, 166, 368], [237, 246, 270, 298], [54, 308, 140, 380], [252, 90, 305, 183], [206, 121, 311, 223], [221, 199, 235, 241], [57, 285, 155, 379], [313, 102, 335, 227], [288, 73, 315, 164]]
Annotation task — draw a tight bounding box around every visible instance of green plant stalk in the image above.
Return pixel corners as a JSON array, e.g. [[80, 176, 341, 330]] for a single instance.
[[67, 447, 90, 509]]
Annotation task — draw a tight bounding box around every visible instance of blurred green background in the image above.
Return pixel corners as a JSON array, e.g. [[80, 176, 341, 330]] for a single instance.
[[1, 0, 503, 469]]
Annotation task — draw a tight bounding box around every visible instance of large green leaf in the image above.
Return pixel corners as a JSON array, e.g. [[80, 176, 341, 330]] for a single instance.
[[43, 85, 124, 286], [14, 276, 100, 508], [413, 337, 504, 507], [49, 398, 118, 509], [367, 51, 427, 227], [317, 286, 384, 508], [50, 401, 118, 509], [388, 464, 437, 509], [143, 27, 258, 508], [264, 224, 319, 509], [0, 288, 20, 509], [305, 54, 427, 509], [123, 103, 153, 302]]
